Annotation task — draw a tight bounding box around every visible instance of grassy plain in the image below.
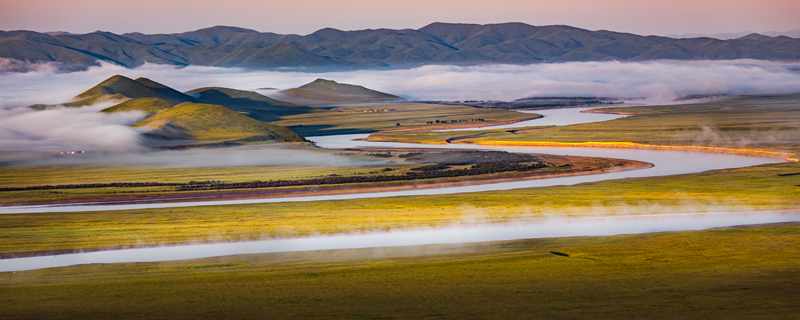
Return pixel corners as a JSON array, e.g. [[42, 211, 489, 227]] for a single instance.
[[1, 226, 798, 319], [272, 103, 538, 136], [369, 95, 800, 156], [1, 162, 797, 255], [0, 152, 609, 205]]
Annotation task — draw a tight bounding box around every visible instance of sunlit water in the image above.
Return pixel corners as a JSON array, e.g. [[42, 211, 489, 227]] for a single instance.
[[1, 211, 797, 272], [435, 107, 628, 131]]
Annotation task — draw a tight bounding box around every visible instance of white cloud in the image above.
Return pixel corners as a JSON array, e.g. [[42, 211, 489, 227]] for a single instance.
[[0, 103, 147, 155], [2, 60, 800, 109]]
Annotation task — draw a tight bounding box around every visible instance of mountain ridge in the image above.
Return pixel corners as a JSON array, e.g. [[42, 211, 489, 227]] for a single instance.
[[2, 23, 799, 71]]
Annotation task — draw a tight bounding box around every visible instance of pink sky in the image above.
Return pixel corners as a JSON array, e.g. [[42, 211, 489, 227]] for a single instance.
[[1, 0, 798, 36]]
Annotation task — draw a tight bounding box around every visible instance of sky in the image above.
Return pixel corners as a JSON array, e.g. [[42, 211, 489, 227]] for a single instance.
[[1, 0, 798, 36]]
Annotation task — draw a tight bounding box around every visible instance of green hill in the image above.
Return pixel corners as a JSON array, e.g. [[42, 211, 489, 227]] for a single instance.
[[133, 102, 305, 142], [27, 93, 128, 110], [100, 97, 176, 114], [186, 87, 311, 122], [29, 75, 196, 110], [279, 79, 404, 103], [76, 75, 195, 103]]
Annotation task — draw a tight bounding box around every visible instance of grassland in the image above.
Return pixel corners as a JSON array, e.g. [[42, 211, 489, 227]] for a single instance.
[[1, 226, 798, 319], [368, 95, 800, 156], [1, 161, 796, 255], [272, 103, 539, 136], [134, 102, 305, 141], [100, 97, 176, 114], [0, 151, 609, 204]]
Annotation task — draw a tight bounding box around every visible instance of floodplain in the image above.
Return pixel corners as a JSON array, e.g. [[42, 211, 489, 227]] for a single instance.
[[1, 82, 799, 319]]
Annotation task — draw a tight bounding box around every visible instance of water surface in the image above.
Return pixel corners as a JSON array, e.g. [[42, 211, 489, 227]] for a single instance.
[[1, 211, 796, 272]]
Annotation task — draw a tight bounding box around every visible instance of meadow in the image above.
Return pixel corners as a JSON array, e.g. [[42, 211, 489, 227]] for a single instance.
[[1, 161, 796, 255], [272, 103, 539, 136], [1, 226, 797, 319], [1, 94, 799, 319], [369, 95, 800, 157], [0, 151, 613, 204]]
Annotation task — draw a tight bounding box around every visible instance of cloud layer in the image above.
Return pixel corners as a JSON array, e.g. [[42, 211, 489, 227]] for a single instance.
[[1, 60, 799, 165], [2, 60, 799, 109], [0, 103, 146, 156]]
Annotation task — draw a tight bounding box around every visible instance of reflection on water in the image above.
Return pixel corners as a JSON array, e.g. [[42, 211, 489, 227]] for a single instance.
[[1, 211, 797, 272]]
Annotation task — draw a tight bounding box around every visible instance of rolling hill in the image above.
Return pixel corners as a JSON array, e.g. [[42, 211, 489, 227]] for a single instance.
[[2, 23, 799, 71], [76, 75, 195, 103], [29, 75, 196, 109], [132, 102, 306, 142], [25, 75, 310, 144], [186, 87, 312, 122], [33, 74, 317, 124], [278, 78, 404, 104], [100, 97, 176, 114]]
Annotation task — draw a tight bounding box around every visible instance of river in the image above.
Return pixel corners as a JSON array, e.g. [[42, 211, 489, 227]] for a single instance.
[[0, 107, 781, 214], [0, 107, 792, 271]]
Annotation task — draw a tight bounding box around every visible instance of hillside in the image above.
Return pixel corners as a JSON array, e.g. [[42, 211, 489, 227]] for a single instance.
[[279, 79, 404, 104], [2, 23, 799, 71], [100, 97, 176, 114], [133, 102, 306, 142], [31, 75, 315, 125], [186, 87, 312, 122], [76, 75, 195, 103]]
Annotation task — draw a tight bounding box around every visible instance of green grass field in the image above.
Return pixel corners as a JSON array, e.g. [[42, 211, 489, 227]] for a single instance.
[[1, 162, 796, 255], [1, 226, 798, 319], [369, 95, 800, 156], [4, 94, 800, 318], [134, 102, 305, 141], [272, 103, 539, 136], [0, 150, 603, 204]]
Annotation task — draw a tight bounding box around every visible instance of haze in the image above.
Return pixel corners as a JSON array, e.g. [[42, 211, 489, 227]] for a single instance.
[[2, 60, 799, 109], [1, 0, 798, 37]]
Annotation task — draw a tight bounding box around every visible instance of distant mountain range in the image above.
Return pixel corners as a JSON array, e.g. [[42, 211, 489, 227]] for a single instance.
[[2, 23, 799, 71], [667, 30, 800, 40]]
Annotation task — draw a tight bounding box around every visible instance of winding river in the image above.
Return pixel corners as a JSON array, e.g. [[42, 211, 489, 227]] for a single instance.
[[0, 107, 793, 271], [0, 108, 780, 214]]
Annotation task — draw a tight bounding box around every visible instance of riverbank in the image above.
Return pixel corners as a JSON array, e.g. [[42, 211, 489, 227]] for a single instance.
[[0, 154, 650, 206], [2, 225, 798, 319]]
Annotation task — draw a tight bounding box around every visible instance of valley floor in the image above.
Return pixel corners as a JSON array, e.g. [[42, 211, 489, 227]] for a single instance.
[[1, 226, 798, 319]]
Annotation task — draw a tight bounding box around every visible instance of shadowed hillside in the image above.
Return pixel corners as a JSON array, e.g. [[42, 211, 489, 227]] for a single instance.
[[186, 87, 312, 122], [279, 79, 404, 104], [28, 75, 195, 109], [3, 23, 799, 71], [76, 75, 195, 103]]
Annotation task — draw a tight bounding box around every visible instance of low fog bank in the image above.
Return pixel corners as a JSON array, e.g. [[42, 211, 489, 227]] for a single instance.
[[2, 59, 799, 165], [2, 60, 800, 109], [0, 102, 371, 167], [0, 103, 147, 156]]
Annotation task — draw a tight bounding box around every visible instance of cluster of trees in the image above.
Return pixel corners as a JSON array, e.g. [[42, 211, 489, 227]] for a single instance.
[[0, 182, 184, 192]]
